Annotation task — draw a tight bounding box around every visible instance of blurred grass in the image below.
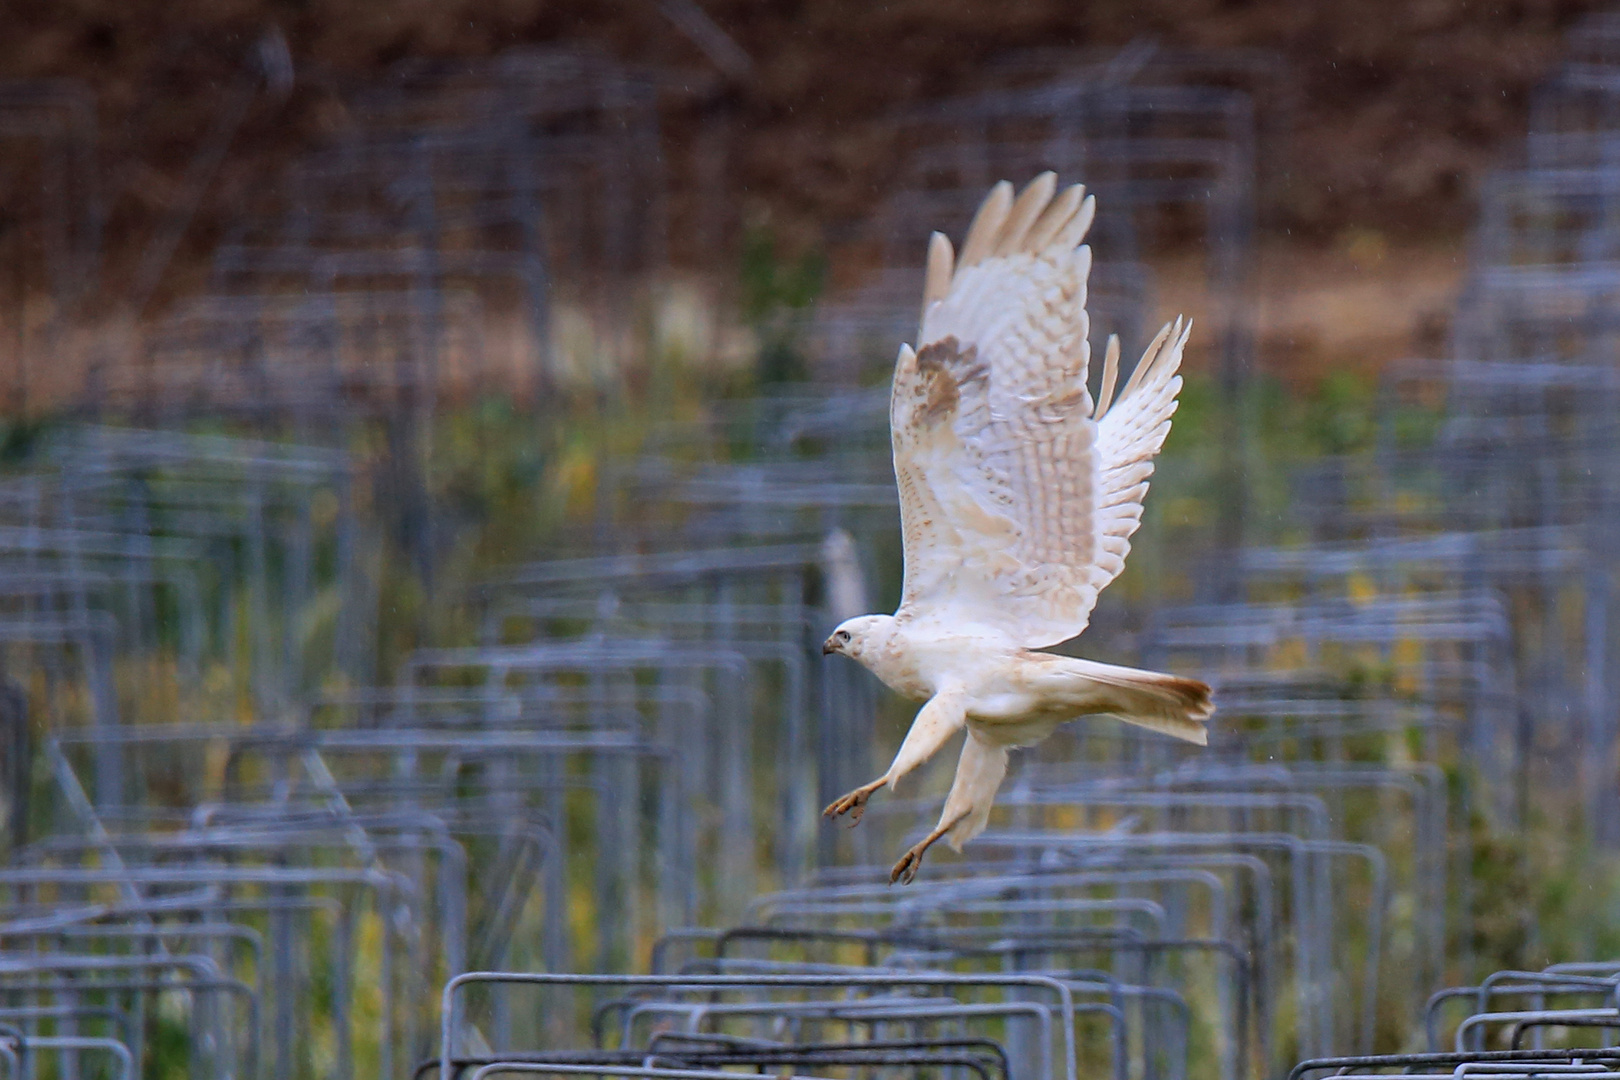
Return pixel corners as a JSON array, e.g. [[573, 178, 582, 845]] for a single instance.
[[2, 283, 1618, 1069]]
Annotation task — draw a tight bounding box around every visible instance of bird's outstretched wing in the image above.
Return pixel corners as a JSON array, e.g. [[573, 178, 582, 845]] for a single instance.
[[891, 173, 1191, 648]]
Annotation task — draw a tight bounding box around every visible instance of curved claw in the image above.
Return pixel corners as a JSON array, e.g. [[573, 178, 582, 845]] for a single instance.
[[888, 811, 965, 885], [823, 780, 885, 827], [822, 790, 867, 822], [890, 846, 925, 885]]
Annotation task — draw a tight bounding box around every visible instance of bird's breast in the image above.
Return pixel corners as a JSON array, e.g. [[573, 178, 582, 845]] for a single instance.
[[862, 634, 992, 701], [868, 632, 1030, 703], [858, 645, 932, 701]]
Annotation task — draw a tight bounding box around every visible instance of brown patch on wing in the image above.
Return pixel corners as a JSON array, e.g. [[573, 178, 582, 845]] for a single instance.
[[914, 336, 979, 425]]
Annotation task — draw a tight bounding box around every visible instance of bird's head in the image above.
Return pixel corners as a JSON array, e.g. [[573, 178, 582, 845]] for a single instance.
[[823, 614, 893, 660]]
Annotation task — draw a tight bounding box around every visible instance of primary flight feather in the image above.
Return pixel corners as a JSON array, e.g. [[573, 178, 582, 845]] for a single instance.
[[822, 173, 1214, 884]]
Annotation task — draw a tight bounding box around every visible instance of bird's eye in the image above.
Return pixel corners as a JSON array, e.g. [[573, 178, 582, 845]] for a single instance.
[[837, 630, 851, 642]]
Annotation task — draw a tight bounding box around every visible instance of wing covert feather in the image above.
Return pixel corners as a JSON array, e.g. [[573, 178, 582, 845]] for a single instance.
[[890, 175, 1191, 647]]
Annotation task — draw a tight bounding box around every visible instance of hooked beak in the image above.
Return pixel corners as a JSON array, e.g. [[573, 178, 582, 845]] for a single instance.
[[822, 637, 838, 656]]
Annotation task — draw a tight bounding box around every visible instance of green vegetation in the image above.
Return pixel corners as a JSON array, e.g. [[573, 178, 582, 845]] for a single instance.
[[5, 313, 1619, 1076], [738, 227, 826, 385]]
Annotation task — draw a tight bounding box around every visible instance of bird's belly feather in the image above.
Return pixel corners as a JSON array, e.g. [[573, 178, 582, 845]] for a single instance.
[[964, 692, 1050, 720], [965, 710, 1068, 747]]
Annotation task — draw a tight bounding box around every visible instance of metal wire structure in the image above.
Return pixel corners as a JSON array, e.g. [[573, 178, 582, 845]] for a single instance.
[[69, 47, 673, 421], [1232, 10, 1620, 851], [5, 18, 1620, 1080]]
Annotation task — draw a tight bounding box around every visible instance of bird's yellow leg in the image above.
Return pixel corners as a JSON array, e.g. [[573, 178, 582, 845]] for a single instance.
[[823, 689, 968, 827], [890, 808, 970, 885]]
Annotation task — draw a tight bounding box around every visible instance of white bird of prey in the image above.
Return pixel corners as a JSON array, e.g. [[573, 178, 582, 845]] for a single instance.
[[821, 173, 1214, 884]]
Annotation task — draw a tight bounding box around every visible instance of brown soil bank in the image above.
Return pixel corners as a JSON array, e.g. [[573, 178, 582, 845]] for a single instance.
[[0, 0, 1602, 373]]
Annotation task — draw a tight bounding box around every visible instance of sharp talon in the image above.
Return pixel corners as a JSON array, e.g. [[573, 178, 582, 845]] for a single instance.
[[889, 849, 920, 885], [824, 785, 879, 824]]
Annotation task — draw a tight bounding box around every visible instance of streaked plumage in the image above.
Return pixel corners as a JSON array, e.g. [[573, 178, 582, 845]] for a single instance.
[[822, 174, 1214, 883]]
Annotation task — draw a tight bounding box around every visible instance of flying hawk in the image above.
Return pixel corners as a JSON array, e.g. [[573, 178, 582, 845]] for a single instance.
[[821, 173, 1214, 884]]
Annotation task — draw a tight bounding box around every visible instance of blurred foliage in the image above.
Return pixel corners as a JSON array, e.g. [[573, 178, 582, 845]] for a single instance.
[[7, 308, 1620, 1074], [1306, 370, 1381, 455], [1150, 366, 1442, 548], [738, 227, 825, 385], [146, 1009, 190, 1080], [0, 418, 52, 464], [1468, 804, 1620, 976]]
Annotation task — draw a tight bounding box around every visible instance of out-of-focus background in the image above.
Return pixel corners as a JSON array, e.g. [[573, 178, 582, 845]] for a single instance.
[[3, 4, 1620, 1080]]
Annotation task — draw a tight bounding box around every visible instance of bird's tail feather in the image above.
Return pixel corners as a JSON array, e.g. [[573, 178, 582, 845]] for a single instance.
[[1056, 656, 1214, 745]]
